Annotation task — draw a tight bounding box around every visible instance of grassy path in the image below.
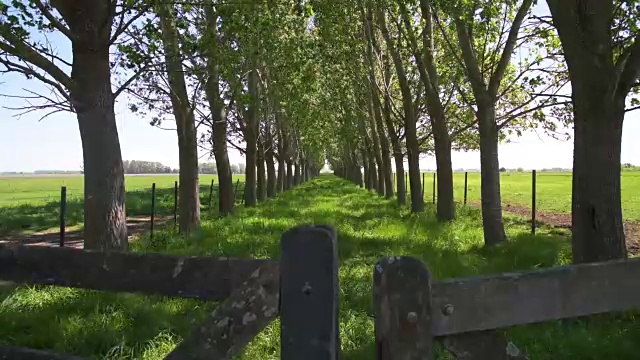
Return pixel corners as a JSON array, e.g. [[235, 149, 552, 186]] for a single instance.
[[0, 175, 638, 359]]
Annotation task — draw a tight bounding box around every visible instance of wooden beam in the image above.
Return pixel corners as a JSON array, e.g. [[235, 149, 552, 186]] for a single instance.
[[431, 257, 640, 336], [374, 256, 433, 359], [0, 345, 86, 360], [164, 262, 280, 359], [280, 226, 340, 360], [0, 244, 270, 301]]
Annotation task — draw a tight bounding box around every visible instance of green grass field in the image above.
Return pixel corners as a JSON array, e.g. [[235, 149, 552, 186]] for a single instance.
[[413, 171, 640, 220], [0, 174, 246, 237], [0, 175, 637, 359]]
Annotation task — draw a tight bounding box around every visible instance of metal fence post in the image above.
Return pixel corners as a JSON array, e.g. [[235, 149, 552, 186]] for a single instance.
[[464, 172, 468, 205], [532, 170, 537, 234], [432, 172, 436, 204], [59, 186, 66, 247], [174, 181, 178, 228], [150, 183, 156, 241], [422, 173, 425, 198], [208, 178, 215, 209]]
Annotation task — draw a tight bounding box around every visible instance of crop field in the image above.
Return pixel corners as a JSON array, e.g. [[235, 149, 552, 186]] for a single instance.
[[0, 175, 637, 359], [0, 174, 245, 237]]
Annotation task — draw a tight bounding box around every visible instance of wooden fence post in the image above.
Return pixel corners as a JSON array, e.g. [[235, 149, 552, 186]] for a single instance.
[[531, 170, 536, 235], [150, 183, 156, 241], [432, 172, 436, 204], [374, 256, 433, 359], [174, 181, 178, 228], [59, 186, 66, 247], [464, 172, 468, 205], [422, 173, 425, 198], [280, 226, 339, 360], [208, 178, 215, 209]]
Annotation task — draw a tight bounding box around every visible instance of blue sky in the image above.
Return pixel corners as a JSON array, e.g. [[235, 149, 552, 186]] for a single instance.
[[1, 3, 640, 173]]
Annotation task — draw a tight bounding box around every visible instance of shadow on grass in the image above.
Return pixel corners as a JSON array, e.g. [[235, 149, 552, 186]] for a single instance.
[[3, 175, 631, 360]]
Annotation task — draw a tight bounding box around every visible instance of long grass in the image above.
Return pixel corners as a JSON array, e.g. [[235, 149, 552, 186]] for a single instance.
[[0, 175, 638, 359]]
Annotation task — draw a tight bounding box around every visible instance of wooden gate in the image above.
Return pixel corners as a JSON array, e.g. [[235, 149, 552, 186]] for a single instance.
[[1, 225, 640, 359]]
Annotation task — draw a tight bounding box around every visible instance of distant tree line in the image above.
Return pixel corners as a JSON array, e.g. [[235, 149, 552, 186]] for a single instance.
[[121, 161, 247, 175], [199, 162, 246, 175], [122, 160, 176, 174]]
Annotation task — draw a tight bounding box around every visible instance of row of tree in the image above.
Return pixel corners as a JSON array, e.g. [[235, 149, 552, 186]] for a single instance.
[[0, 0, 323, 250], [326, 0, 639, 264], [2, 0, 638, 264]]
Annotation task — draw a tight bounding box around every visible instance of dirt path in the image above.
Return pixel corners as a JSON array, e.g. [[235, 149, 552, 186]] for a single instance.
[[480, 202, 640, 255], [0, 215, 172, 249]]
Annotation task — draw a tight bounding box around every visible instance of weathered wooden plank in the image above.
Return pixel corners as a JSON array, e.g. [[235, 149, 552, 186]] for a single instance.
[[164, 262, 279, 359], [442, 331, 528, 360], [0, 244, 270, 301], [431, 257, 640, 336], [0, 345, 86, 360], [374, 256, 433, 360], [280, 225, 339, 360]]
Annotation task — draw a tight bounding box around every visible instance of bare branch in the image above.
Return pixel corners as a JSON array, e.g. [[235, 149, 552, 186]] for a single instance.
[[32, 0, 73, 39], [488, 0, 535, 97]]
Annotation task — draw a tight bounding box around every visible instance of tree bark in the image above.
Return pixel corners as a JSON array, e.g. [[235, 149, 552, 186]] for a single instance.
[[157, 2, 200, 234], [74, 53, 128, 251], [286, 161, 293, 190], [547, 0, 630, 262], [478, 101, 507, 245], [257, 137, 267, 202], [202, 4, 234, 216], [265, 126, 277, 198], [294, 161, 301, 186]]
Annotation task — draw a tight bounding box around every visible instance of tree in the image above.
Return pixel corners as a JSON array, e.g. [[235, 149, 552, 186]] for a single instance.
[[448, 0, 534, 245], [0, 0, 150, 250], [546, 0, 640, 263], [377, 2, 425, 213], [156, 1, 200, 234], [398, 0, 455, 221]]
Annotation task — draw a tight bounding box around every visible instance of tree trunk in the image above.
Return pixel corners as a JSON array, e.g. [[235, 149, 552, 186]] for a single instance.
[[382, 53, 405, 206], [158, 3, 199, 234], [277, 156, 285, 193], [294, 162, 301, 186], [546, 0, 627, 263], [257, 138, 267, 202], [74, 53, 128, 251], [286, 161, 293, 190], [243, 63, 259, 206], [478, 101, 506, 246], [265, 129, 277, 198], [362, 150, 370, 190], [202, 3, 234, 217], [368, 156, 377, 191], [571, 96, 626, 262]]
